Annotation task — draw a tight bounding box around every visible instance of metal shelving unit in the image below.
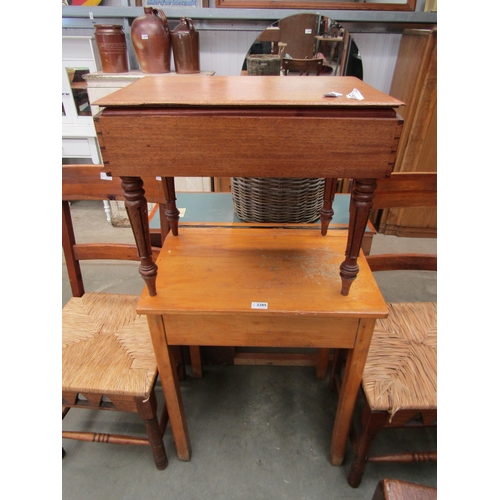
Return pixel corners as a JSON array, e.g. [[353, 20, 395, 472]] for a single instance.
[[62, 6, 437, 33]]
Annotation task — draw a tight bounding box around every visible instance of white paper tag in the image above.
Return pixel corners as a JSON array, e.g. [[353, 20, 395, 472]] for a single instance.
[[324, 91, 343, 98], [347, 88, 364, 100], [251, 302, 268, 310], [179, 208, 186, 217], [142, 34, 149, 40], [100, 172, 112, 181]]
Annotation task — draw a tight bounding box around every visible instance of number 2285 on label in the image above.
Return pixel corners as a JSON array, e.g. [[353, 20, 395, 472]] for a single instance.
[[251, 302, 268, 310]]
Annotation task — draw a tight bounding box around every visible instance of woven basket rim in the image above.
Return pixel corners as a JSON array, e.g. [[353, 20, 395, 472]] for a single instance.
[[246, 54, 282, 60], [231, 177, 324, 223]]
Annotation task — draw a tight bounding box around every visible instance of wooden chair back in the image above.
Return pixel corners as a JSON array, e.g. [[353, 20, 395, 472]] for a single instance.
[[370, 171, 437, 238], [371, 172, 437, 211], [62, 164, 169, 297], [361, 171, 436, 254], [62, 164, 166, 203], [282, 58, 323, 75]]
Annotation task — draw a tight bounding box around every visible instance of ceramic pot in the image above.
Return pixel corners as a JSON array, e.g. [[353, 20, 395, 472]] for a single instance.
[[95, 25, 129, 73], [131, 7, 171, 74], [171, 17, 200, 74]]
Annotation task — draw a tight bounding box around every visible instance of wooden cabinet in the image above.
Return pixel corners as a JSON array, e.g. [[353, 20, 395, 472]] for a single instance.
[[375, 29, 437, 237], [62, 36, 101, 164]]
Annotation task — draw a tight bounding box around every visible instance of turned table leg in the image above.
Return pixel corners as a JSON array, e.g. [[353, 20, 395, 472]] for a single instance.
[[121, 176, 157, 297], [161, 177, 180, 236], [340, 178, 377, 296], [320, 178, 337, 236]]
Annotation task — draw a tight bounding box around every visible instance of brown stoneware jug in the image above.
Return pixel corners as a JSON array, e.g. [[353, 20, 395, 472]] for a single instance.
[[171, 17, 200, 74], [95, 25, 129, 73], [131, 7, 171, 73]]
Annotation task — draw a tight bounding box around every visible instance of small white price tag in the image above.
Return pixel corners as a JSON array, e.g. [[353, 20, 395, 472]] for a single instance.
[[305, 29, 312, 34], [251, 302, 268, 310], [324, 91, 343, 98], [142, 34, 149, 40], [347, 88, 364, 100], [179, 208, 186, 217], [100, 172, 112, 181]]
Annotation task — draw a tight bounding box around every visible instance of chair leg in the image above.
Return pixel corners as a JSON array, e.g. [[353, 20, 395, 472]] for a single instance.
[[62, 406, 70, 459], [316, 348, 330, 379], [135, 392, 168, 470], [171, 346, 186, 381], [189, 346, 203, 378], [329, 348, 347, 392], [348, 403, 387, 488]]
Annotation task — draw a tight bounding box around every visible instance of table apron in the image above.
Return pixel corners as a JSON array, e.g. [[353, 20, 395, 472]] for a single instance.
[[162, 314, 359, 348], [96, 114, 401, 178]]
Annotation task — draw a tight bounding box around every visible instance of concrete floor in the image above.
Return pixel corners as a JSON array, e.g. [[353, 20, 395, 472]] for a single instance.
[[62, 200, 437, 500]]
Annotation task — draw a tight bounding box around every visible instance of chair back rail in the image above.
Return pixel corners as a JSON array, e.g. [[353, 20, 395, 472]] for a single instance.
[[282, 58, 323, 75], [372, 172, 437, 209], [62, 164, 167, 204], [366, 253, 437, 273]]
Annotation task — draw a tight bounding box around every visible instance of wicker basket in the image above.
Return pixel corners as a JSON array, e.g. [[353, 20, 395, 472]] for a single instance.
[[231, 177, 325, 223], [246, 54, 282, 76]]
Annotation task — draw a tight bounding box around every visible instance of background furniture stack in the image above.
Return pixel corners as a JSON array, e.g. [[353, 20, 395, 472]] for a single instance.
[[374, 29, 437, 238]]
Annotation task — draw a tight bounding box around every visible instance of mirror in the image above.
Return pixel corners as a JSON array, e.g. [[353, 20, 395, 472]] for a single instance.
[[241, 14, 362, 79]]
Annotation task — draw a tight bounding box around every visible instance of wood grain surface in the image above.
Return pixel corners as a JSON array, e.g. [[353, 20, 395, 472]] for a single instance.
[[94, 75, 404, 108], [137, 227, 387, 318]]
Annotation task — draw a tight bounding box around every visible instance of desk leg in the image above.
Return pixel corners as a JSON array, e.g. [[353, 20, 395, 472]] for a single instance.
[[159, 177, 204, 378], [121, 176, 157, 296], [147, 314, 192, 461], [330, 318, 375, 465], [320, 178, 337, 236], [161, 177, 180, 236], [340, 178, 376, 296]]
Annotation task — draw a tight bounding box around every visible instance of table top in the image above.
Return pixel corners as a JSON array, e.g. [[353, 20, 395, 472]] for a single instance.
[[94, 75, 404, 109], [137, 228, 387, 318]]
